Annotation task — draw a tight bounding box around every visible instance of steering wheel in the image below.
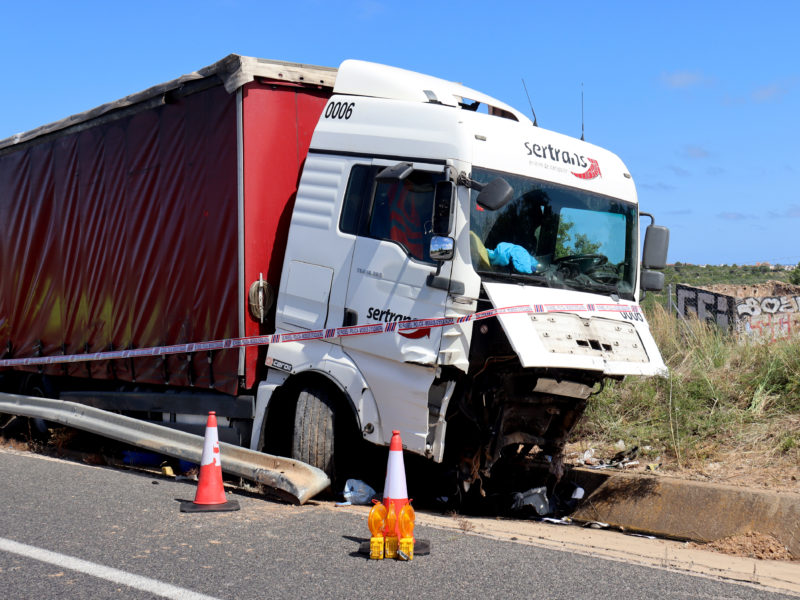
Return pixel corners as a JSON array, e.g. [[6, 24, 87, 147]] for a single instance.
[[554, 254, 608, 278]]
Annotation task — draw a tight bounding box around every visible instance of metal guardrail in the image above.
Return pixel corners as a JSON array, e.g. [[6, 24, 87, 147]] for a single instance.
[[0, 393, 330, 504]]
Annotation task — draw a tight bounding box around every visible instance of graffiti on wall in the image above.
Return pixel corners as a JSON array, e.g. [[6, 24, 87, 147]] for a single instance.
[[675, 285, 737, 329], [735, 295, 800, 317], [735, 295, 800, 341], [675, 285, 800, 341]]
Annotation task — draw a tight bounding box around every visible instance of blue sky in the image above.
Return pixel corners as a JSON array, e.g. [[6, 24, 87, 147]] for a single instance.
[[2, 1, 797, 265]]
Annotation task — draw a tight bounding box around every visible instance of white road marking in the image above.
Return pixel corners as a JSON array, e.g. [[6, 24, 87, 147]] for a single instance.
[[0, 537, 222, 600]]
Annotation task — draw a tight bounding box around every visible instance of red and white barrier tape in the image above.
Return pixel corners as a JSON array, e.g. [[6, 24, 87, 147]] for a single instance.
[[0, 302, 640, 368]]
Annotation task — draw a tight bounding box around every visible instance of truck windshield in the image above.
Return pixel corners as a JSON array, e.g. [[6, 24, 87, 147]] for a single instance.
[[469, 167, 637, 300]]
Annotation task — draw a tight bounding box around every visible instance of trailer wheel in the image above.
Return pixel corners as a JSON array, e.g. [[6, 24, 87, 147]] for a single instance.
[[291, 386, 336, 484], [21, 374, 56, 434]]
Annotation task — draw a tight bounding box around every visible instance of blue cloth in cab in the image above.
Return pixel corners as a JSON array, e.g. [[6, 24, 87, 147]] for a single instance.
[[486, 243, 537, 274]]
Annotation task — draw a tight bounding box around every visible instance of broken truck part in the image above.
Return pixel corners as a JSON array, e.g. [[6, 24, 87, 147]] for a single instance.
[[0, 54, 669, 497]]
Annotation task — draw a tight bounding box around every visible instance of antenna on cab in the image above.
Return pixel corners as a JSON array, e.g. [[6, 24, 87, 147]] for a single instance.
[[521, 79, 538, 127], [580, 83, 585, 141]]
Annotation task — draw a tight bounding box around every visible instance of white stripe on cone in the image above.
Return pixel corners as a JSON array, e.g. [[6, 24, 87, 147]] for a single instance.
[[200, 425, 221, 468], [382, 430, 410, 539], [383, 446, 408, 500]]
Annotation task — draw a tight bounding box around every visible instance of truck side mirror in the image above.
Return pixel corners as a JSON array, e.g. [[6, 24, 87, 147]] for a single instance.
[[433, 181, 454, 234], [642, 218, 669, 269], [641, 269, 665, 291], [476, 177, 513, 211], [640, 213, 669, 292], [429, 235, 454, 261]]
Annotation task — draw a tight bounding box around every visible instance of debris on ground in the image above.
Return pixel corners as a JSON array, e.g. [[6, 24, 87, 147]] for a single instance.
[[122, 450, 163, 467], [541, 517, 572, 525], [692, 532, 796, 562], [574, 446, 640, 470], [510, 486, 550, 516], [336, 478, 377, 506]]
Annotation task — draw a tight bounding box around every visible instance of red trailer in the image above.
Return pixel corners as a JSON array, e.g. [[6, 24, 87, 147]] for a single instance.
[[0, 55, 335, 398]]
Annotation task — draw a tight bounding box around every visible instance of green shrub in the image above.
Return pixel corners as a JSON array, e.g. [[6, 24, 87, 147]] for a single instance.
[[578, 303, 800, 466]]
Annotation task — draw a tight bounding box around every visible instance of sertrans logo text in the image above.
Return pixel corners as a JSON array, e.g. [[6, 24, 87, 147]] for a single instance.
[[366, 306, 431, 339], [524, 142, 601, 180]]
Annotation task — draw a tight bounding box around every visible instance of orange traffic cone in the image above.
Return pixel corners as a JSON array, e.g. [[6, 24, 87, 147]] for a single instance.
[[382, 430, 409, 539], [180, 412, 240, 513]]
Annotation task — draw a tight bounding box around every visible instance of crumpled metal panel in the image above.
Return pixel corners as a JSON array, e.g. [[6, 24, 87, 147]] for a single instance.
[[529, 313, 649, 363], [0, 84, 240, 394]]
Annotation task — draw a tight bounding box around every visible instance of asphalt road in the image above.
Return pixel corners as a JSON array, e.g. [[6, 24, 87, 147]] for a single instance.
[[0, 448, 795, 600]]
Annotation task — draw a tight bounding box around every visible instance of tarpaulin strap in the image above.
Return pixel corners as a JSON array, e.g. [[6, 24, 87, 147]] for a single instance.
[[0, 303, 641, 368]]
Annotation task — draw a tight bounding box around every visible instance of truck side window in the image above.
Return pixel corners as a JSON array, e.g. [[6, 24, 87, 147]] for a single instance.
[[340, 164, 375, 235], [369, 171, 437, 263], [339, 165, 438, 263]]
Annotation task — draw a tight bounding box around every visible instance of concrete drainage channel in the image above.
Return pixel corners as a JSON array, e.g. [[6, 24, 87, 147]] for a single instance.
[[566, 468, 799, 558]]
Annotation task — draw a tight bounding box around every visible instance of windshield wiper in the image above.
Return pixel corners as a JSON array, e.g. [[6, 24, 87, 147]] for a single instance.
[[479, 271, 550, 286], [558, 277, 634, 300]]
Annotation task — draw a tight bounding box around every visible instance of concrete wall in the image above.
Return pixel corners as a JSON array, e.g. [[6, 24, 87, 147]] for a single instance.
[[735, 294, 800, 341], [675, 284, 737, 329], [675, 284, 800, 341]]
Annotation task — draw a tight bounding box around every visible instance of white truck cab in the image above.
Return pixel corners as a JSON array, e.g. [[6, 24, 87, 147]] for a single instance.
[[254, 60, 668, 490]]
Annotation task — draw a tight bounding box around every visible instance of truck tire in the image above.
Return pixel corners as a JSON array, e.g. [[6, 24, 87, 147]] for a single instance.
[[291, 386, 336, 483]]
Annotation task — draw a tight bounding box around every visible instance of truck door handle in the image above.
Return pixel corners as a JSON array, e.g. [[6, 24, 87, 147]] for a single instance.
[[426, 274, 465, 295], [343, 309, 358, 327]]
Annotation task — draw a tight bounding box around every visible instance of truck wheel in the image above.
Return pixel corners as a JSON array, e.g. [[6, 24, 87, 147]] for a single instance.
[[291, 386, 336, 483]]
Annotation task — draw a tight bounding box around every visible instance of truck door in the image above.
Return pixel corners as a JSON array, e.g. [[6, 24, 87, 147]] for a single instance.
[[339, 161, 451, 453]]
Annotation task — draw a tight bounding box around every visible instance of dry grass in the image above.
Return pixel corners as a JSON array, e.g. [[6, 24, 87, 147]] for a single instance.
[[576, 304, 800, 489]]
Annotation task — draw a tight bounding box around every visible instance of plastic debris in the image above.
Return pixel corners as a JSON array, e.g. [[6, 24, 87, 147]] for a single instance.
[[178, 459, 198, 473], [122, 450, 162, 467], [578, 445, 640, 470], [611, 446, 639, 464], [340, 479, 376, 506], [584, 521, 609, 529], [541, 517, 572, 525], [577, 448, 602, 466], [510, 486, 550, 516], [614, 439, 626, 451]]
